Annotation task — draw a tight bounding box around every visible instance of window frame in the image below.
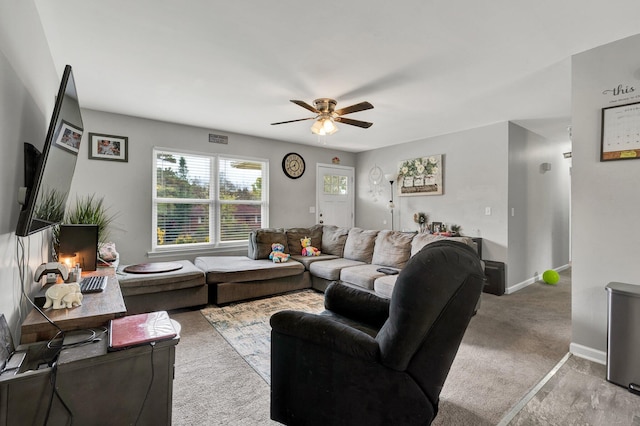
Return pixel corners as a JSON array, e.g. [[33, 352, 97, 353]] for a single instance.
[[151, 147, 269, 253]]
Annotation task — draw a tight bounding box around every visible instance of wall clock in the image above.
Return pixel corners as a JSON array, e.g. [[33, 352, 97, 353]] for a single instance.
[[282, 152, 305, 179]]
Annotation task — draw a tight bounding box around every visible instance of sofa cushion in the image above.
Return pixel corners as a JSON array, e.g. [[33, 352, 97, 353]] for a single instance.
[[411, 233, 477, 257], [195, 256, 304, 283], [286, 225, 323, 256], [117, 260, 205, 296], [290, 253, 339, 270], [343, 228, 379, 263], [321, 225, 349, 256], [308, 258, 366, 281], [371, 230, 414, 269], [339, 264, 387, 290], [248, 228, 288, 259], [373, 275, 398, 298]]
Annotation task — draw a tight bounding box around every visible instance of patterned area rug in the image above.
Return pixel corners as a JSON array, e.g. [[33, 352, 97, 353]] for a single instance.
[[201, 289, 325, 383]]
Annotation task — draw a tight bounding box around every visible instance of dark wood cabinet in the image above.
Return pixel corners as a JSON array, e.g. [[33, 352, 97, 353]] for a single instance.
[[0, 333, 178, 425]]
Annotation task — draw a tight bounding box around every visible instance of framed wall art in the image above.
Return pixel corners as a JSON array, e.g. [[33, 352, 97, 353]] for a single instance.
[[89, 133, 128, 162], [398, 154, 443, 196], [601, 101, 640, 161], [54, 120, 83, 154]]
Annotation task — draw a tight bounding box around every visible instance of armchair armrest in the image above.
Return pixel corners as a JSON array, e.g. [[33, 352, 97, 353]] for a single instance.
[[270, 310, 379, 361], [324, 281, 390, 329]]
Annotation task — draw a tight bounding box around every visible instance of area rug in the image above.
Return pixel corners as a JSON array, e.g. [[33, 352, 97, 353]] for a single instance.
[[201, 289, 325, 383]]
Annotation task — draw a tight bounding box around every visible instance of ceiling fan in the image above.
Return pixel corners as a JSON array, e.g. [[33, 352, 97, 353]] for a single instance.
[[271, 98, 374, 135]]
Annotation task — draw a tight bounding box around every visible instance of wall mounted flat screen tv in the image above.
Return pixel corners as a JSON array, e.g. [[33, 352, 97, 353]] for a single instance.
[[16, 65, 83, 237]]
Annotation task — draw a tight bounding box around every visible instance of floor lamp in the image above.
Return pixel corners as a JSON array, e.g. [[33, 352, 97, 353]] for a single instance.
[[384, 173, 396, 230]]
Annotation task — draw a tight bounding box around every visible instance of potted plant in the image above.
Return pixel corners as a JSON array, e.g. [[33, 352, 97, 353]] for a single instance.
[[53, 194, 118, 260], [413, 212, 428, 232]]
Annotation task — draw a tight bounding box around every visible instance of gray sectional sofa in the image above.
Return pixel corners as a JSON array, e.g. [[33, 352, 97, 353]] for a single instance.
[[194, 225, 478, 304]]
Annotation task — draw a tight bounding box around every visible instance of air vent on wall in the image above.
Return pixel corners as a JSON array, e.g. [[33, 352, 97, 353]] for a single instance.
[[209, 133, 228, 144]]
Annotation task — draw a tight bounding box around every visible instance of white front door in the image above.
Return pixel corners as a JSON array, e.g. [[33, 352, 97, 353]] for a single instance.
[[316, 164, 355, 228]]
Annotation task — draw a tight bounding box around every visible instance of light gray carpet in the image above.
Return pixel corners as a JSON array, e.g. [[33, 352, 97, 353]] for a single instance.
[[171, 271, 573, 424], [433, 271, 572, 425], [170, 309, 276, 425]]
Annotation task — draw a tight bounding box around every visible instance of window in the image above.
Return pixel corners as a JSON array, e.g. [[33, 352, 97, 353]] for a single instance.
[[323, 174, 348, 195], [153, 148, 268, 250]]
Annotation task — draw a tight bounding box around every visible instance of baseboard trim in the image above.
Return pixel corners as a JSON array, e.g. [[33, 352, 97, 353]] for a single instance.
[[505, 263, 571, 294], [570, 342, 606, 365]]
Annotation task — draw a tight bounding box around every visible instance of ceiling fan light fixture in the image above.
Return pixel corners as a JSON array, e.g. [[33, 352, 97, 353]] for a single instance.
[[310, 117, 338, 135], [310, 119, 325, 135], [322, 117, 338, 134]]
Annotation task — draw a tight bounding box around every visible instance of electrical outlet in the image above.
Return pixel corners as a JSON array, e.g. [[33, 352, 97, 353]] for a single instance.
[[485, 207, 492, 216]]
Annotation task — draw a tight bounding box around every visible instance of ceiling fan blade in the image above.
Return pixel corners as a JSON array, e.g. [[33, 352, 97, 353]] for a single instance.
[[271, 117, 315, 125], [290, 100, 320, 113], [335, 117, 373, 128], [334, 101, 374, 116]]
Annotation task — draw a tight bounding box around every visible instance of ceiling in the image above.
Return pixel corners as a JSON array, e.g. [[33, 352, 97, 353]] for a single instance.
[[34, 1, 640, 153]]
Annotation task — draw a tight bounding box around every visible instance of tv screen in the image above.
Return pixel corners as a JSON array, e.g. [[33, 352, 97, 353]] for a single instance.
[[16, 65, 83, 237]]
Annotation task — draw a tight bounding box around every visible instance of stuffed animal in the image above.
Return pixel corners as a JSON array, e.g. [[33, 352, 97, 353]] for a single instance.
[[43, 282, 83, 309], [301, 237, 321, 256], [269, 243, 290, 263]]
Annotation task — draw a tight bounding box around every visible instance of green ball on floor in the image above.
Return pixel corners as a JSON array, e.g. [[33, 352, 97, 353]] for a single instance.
[[542, 270, 560, 285]]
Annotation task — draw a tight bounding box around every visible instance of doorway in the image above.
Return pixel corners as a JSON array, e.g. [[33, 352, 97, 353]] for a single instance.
[[316, 164, 354, 228]]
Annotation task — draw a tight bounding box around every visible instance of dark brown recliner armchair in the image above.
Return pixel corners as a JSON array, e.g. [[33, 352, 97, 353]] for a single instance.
[[270, 240, 485, 425]]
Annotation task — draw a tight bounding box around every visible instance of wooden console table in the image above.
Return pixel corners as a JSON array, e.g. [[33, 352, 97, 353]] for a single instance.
[[20, 268, 126, 344]]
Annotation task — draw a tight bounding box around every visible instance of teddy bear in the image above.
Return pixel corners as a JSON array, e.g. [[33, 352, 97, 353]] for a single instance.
[[301, 236, 321, 256], [269, 243, 290, 263]]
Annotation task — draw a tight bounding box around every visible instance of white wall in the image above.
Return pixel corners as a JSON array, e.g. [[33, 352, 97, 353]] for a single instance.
[[571, 33, 640, 363], [356, 123, 510, 262], [507, 123, 571, 290], [69, 109, 356, 264], [0, 0, 58, 340]]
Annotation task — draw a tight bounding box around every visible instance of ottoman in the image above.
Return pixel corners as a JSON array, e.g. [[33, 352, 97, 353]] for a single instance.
[[194, 256, 309, 304], [117, 260, 208, 314]]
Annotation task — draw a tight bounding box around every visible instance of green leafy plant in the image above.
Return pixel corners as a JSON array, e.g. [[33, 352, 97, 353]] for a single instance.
[[64, 194, 118, 243], [52, 194, 118, 260]]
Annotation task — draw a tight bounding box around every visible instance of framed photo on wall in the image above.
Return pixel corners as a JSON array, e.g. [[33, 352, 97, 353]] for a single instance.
[[601, 101, 640, 161], [54, 120, 83, 154], [89, 133, 128, 162], [398, 154, 443, 196]]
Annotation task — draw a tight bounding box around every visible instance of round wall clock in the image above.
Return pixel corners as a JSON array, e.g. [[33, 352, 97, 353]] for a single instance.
[[282, 152, 305, 179]]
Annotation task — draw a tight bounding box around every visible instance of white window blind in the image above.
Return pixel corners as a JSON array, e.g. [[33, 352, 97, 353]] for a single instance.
[[153, 149, 267, 250]]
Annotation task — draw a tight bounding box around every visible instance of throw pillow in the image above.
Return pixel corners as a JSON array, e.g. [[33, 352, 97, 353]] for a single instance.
[[286, 225, 323, 255], [343, 228, 379, 263], [371, 230, 415, 269], [248, 228, 288, 259], [321, 225, 350, 256]]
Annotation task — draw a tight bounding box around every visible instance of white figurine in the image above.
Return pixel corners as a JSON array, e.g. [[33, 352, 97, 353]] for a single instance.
[[43, 282, 83, 309]]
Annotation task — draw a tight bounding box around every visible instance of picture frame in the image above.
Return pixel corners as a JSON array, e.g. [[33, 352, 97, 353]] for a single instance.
[[89, 133, 128, 162], [54, 120, 83, 154], [430, 222, 442, 233], [601, 101, 640, 161], [398, 154, 443, 196]]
